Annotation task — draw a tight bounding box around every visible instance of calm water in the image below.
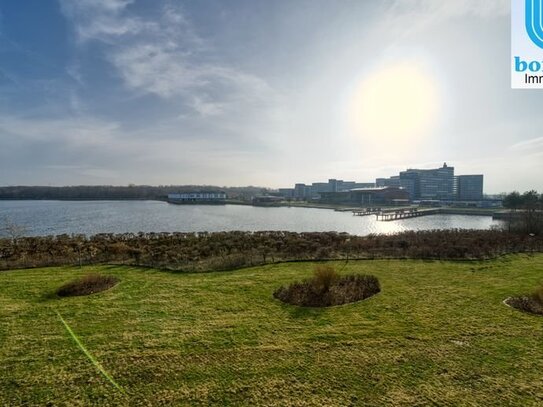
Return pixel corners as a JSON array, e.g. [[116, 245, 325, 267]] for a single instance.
[[0, 200, 502, 237]]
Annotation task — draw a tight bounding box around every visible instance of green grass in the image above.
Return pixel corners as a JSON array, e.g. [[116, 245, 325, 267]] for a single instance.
[[1, 255, 543, 406]]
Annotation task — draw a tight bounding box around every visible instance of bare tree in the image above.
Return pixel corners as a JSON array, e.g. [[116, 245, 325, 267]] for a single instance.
[[1, 216, 27, 242]]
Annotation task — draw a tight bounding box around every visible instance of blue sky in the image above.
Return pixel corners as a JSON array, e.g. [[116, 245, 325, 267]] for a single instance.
[[0, 0, 541, 192]]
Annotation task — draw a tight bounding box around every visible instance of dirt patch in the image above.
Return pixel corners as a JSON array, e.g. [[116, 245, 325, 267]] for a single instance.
[[56, 273, 119, 297], [504, 296, 543, 316]]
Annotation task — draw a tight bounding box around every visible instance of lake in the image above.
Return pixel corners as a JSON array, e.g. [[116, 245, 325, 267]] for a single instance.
[[0, 200, 502, 237]]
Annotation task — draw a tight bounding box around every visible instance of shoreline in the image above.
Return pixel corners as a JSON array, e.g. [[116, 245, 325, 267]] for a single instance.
[[1, 198, 503, 217]]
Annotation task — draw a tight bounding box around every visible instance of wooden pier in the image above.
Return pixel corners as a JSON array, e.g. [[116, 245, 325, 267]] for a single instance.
[[375, 208, 440, 221], [352, 208, 381, 216]]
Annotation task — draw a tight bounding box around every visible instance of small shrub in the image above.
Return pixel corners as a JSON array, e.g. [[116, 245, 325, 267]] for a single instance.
[[274, 265, 380, 307], [533, 285, 543, 304], [312, 265, 339, 293], [56, 273, 119, 297]]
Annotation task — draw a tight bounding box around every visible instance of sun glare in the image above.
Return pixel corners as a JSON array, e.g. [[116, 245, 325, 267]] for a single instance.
[[349, 63, 440, 145]]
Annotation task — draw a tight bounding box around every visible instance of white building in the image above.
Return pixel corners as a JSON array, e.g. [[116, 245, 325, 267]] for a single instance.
[[167, 191, 226, 202]]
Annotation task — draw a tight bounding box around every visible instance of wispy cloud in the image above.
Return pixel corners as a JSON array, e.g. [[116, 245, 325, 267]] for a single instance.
[[510, 137, 543, 151], [380, 0, 509, 41], [190, 96, 224, 117], [59, 0, 274, 111], [391, 0, 509, 19], [0, 111, 278, 185], [0, 115, 119, 148], [59, 0, 143, 41]]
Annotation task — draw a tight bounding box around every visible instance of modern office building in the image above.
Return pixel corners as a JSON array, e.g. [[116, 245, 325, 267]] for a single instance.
[[279, 178, 375, 200], [399, 177, 417, 199], [398, 163, 456, 200], [324, 179, 375, 193], [279, 163, 483, 203], [376, 176, 400, 188], [376, 163, 485, 202], [311, 182, 330, 194], [319, 187, 410, 205], [278, 188, 295, 199], [457, 175, 484, 200], [294, 183, 307, 199]]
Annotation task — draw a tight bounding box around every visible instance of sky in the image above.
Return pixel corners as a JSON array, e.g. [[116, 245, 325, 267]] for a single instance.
[[0, 0, 541, 193]]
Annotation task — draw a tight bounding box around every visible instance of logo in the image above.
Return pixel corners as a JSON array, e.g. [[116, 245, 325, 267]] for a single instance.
[[525, 0, 543, 49], [512, 0, 543, 88]]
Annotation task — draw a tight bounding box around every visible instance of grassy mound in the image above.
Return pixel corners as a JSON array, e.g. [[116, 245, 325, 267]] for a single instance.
[[273, 265, 380, 307], [506, 284, 543, 315], [56, 273, 119, 297]]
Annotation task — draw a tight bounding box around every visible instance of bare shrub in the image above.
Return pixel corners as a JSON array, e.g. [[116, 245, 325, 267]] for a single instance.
[[1, 229, 542, 272], [56, 273, 119, 297], [208, 254, 251, 271], [328, 274, 381, 305], [274, 265, 380, 307], [507, 284, 543, 315]]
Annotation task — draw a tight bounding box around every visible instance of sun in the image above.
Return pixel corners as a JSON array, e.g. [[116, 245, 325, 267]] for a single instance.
[[349, 62, 440, 144]]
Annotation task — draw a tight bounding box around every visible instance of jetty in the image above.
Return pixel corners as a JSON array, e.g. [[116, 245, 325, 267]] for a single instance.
[[375, 208, 440, 221], [350, 205, 499, 221], [352, 208, 381, 216]]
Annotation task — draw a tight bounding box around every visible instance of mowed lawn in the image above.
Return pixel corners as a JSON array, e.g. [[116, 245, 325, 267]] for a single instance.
[[1, 255, 543, 406]]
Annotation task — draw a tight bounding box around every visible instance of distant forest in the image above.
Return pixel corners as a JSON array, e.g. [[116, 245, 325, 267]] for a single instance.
[[0, 185, 267, 201]]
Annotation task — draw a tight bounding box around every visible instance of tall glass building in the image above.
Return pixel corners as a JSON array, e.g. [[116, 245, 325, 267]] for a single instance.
[[399, 163, 456, 200], [456, 175, 484, 200]]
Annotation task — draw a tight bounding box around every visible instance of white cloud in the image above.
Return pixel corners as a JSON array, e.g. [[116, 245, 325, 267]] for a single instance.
[[510, 136, 543, 151], [112, 44, 272, 100], [59, 0, 274, 112], [110, 42, 201, 97], [59, 0, 146, 41], [391, 0, 509, 18], [79, 0, 133, 12], [190, 96, 224, 117]]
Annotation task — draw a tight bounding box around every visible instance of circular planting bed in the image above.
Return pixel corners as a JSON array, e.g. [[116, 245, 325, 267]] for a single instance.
[[504, 296, 543, 316], [504, 284, 543, 315], [274, 265, 380, 307], [56, 273, 119, 297]]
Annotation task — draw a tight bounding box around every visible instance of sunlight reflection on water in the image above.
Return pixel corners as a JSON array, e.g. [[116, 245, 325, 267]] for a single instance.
[[0, 200, 502, 237]]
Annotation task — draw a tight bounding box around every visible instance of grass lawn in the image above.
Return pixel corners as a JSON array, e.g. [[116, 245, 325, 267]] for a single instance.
[[1, 254, 543, 406]]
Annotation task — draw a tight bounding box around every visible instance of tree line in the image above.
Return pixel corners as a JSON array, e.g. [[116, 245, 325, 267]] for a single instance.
[[0, 185, 267, 201], [502, 190, 543, 234], [502, 190, 542, 210]]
